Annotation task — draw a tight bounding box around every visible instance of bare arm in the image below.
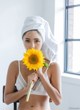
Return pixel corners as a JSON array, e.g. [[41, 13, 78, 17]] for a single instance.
[[4, 61, 29, 104], [37, 62, 62, 105]]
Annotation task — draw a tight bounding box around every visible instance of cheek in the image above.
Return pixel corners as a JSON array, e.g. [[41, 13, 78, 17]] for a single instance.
[[23, 41, 28, 48], [37, 42, 43, 49], [40, 40, 43, 46]]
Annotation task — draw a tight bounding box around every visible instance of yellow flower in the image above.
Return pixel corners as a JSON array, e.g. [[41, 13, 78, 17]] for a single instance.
[[22, 48, 45, 70]]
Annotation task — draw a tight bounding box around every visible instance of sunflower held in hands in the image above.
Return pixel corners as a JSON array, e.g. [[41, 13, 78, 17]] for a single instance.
[[22, 48, 48, 71]]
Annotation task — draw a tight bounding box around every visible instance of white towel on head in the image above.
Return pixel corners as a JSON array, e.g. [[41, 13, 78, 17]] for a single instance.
[[22, 16, 45, 42], [21, 16, 57, 61]]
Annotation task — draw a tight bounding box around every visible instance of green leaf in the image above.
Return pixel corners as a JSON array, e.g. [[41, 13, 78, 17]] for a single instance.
[[44, 63, 49, 68]]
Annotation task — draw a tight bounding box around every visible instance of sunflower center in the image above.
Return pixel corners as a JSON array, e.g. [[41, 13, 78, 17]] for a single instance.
[[29, 54, 38, 64]]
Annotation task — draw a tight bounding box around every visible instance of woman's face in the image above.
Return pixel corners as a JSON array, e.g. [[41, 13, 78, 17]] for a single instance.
[[22, 31, 43, 50]]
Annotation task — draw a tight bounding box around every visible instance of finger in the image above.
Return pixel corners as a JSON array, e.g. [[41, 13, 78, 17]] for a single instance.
[[39, 68, 42, 73], [32, 80, 35, 82], [36, 68, 42, 74]]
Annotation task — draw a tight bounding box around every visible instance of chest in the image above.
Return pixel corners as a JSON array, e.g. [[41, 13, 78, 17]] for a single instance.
[[19, 60, 51, 82]]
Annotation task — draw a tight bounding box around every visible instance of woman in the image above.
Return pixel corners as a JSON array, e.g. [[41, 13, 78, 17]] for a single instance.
[[4, 16, 62, 110]]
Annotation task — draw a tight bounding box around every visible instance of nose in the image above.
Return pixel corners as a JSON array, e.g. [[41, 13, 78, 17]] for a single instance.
[[30, 42, 35, 48]]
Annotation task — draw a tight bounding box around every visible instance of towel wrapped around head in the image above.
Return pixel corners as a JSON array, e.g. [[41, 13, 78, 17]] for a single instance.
[[21, 16, 57, 62]]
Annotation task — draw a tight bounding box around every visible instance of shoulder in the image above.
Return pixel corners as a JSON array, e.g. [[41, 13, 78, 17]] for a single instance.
[[7, 60, 18, 77], [49, 62, 60, 76], [50, 62, 59, 69], [8, 60, 18, 69]]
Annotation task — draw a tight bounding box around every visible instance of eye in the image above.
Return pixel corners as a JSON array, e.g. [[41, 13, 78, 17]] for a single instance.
[[35, 39, 40, 43], [25, 39, 30, 42]]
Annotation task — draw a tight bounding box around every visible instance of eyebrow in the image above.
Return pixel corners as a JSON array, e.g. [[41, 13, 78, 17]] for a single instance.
[[25, 38, 40, 40], [25, 38, 30, 39]]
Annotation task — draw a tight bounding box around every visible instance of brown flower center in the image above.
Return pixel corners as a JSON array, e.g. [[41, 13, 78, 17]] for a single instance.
[[29, 54, 38, 64]]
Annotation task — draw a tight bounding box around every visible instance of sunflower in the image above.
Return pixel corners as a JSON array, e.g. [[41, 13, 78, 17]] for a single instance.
[[22, 48, 45, 70]]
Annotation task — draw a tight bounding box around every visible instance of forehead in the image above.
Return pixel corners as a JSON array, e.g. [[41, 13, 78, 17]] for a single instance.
[[23, 30, 42, 39]]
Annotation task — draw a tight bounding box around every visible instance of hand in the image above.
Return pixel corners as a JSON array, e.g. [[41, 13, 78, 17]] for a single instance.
[[27, 72, 38, 85], [35, 68, 44, 77], [26, 72, 38, 102], [37, 68, 43, 74]]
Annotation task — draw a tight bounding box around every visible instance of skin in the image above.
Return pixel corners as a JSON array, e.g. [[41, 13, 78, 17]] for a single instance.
[[4, 31, 62, 110]]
